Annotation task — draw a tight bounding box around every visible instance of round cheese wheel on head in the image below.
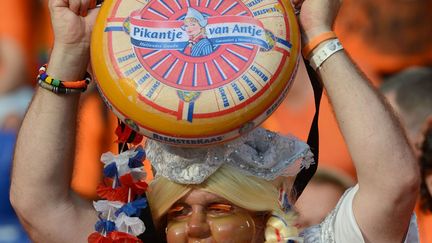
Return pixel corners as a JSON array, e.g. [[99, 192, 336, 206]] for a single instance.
[[91, 0, 300, 146]]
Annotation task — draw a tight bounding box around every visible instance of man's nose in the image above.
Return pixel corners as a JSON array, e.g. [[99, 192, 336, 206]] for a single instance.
[[187, 209, 211, 239]]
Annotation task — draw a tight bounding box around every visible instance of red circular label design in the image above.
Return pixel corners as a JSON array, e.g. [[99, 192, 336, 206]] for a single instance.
[[133, 0, 259, 91]]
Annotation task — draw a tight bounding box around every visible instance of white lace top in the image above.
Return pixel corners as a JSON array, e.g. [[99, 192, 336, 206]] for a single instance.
[[301, 185, 419, 243]]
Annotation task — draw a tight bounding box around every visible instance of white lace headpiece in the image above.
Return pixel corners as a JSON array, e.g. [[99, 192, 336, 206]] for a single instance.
[[146, 128, 314, 184]]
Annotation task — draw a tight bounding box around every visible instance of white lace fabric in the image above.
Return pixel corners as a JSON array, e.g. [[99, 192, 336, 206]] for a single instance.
[[146, 127, 314, 184]]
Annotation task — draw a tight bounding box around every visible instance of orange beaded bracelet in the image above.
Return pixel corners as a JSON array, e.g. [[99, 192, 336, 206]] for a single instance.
[[37, 64, 91, 94], [302, 31, 337, 58]]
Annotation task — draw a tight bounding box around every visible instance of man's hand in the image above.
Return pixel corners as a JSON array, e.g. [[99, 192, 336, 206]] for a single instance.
[[49, 0, 99, 47], [48, 0, 100, 81], [292, 0, 341, 41]]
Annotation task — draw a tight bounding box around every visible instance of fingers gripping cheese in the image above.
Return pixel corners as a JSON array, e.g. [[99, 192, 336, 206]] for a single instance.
[[91, 0, 300, 146]]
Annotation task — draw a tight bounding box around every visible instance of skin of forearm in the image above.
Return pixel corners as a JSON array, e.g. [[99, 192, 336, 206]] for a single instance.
[[10, 46, 89, 219], [318, 51, 418, 188], [11, 90, 80, 210], [12, 88, 98, 241]]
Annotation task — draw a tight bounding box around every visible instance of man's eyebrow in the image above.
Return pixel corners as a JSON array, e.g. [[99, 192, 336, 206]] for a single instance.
[[206, 199, 233, 205]]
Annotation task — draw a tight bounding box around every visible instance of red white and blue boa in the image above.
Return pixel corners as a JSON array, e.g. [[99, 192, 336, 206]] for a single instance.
[[88, 124, 147, 243]]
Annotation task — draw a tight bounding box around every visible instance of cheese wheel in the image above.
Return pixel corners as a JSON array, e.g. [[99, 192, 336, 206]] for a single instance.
[[91, 0, 300, 146]]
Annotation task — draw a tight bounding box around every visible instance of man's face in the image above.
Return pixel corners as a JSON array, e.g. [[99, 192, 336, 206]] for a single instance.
[[165, 189, 265, 243]]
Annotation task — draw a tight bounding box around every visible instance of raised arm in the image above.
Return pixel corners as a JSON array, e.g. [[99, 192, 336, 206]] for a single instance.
[[297, 0, 420, 242], [9, 1, 99, 242]]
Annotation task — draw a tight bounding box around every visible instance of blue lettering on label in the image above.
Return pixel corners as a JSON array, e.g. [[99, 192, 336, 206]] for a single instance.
[[250, 65, 269, 82], [208, 25, 262, 37], [125, 64, 143, 76], [231, 83, 245, 101], [232, 24, 263, 37], [146, 81, 161, 98], [266, 86, 286, 116], [133, 27, 183, 41], [218, 87, 230, 108], [138, 73, 151, 85], [152, 133, 224, 145], [246, 0, 264, 7], [209, 26, 229, 35], [242, 75, 258, 92], [253, 7, 278, 16], [117, 53, 136, 63]]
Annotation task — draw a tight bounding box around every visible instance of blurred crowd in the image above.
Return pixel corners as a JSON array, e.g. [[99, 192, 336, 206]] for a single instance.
[[0, 0, 431, 242]]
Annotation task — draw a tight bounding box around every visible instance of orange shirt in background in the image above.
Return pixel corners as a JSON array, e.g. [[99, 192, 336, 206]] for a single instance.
[[72, 91, 153, 199], [72, 92, 117, 199], [0, 0, 53, 81], [335, 0, 432, 81], [416, 204, 432, 243], [0, 0, 32, 53], [37, 1, 55, 58], [263, 95, 356, 179], [0, 0, 34, 79]]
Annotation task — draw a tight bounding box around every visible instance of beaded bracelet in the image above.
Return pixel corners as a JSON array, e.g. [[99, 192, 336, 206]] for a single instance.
[[38, 79, 86, 94], [37, 64, 91, 94]]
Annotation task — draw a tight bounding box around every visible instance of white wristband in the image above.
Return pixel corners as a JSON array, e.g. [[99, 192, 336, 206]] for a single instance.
[[309, 39, 343, 70]]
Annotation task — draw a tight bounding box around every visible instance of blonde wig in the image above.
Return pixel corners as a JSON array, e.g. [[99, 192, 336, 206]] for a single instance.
[[147, 165, 299, 242]]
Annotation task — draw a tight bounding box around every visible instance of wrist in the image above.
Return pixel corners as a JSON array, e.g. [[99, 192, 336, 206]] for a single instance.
[[47, 43, 91, 81], [309, 38, 337, 56], [302, 31, 336, 58], [302, 27, 333, 45], [308, 39, 344, 70]]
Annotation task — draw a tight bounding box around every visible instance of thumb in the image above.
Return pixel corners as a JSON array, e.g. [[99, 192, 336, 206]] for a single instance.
[[85, 7, 101, 28]]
